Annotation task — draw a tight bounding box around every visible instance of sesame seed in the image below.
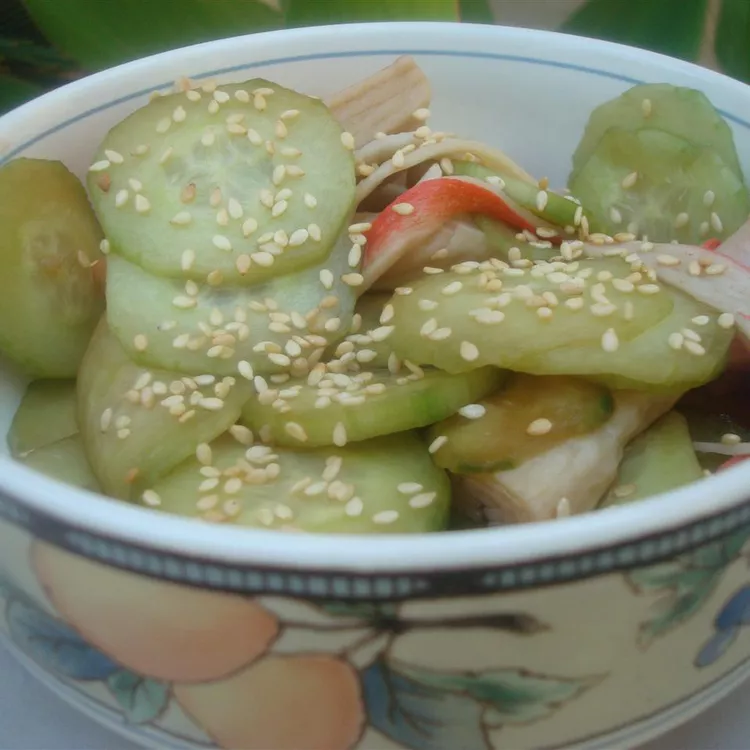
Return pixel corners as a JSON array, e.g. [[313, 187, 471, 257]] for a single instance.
[[342, 273, 364, 287], [656, 254, 681, 267], [673, 212, 690, 229], [239, 217, 258, 238], [319, 269, 334, 289], [308, 223, 322, 242], [705, 263, 726, 276], [117, 428, 131, 440], [641, 98, 652, 116], [668, 332, 684, 350], [601, 328, 619, 352], [345, 497, 364, 517], [392, 151, 406, 168], [173, 295, 197, 309], [397, 482, 423, 495], [272, 199, 288, 218], [527, 418, 553, 436], [718, 313, 735, 329], [333, 422, 348, 447], [535, 191, 548, 212], [614, 484, 636, 499], [392, 202, 415, 216], [537, 306, 554, 320], [135, 194, 151, 214], [459, 341, 480, 362], [428, 435, 447, 453], [372, 510, 399, 525], [285, 228, 309, 247], [133, 334, 148, 352], [609, 207, 622, 225], [684, 340, 706, 356], [459, 404, 486, 419], [199, 397, 225, 411], [413, 107, 431, 121], [142, 490, 161, 507], [681, 328, 702, 343], [621, 172, 638, 189], [99, 408, 113, 432], [722, 432, 742, 446], [211, 235, 232, 252], [711, 212, 724, 233], [637, 284, 661, 295], [114, 189, 129, 208], [302, 192, 319, 210], [340, 131, 355, 150], [286, 165, 305, 177], [409, 492, 436, 509], [284, 422, 308, 442], [441, 280, 463, 296], [703, 190, 716, 207]]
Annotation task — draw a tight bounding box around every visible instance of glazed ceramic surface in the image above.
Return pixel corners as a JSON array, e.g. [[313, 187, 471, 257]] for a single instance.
[[1, 22, 750, 750]]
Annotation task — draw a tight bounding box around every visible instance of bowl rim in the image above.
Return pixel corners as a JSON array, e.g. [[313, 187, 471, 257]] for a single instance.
[[2, 20, 750, 575]]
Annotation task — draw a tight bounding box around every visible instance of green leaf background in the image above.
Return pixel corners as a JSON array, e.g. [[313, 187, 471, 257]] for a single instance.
[[0, 0, 746, 114]]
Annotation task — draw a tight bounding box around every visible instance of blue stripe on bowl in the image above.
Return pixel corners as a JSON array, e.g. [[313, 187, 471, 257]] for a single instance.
[[2, 47, 750, 167]]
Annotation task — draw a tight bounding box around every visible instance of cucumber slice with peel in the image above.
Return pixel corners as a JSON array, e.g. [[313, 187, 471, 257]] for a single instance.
[[387, 256, 673, 376], [568, 128, 750, 244], [8, 380, 78, 457], [429, 374, 613, 473], [453, 160, 584, 232], [18, 435, 100, 493], [88, 79, 356, 285], [239, 366, 505, 448], [145, 432, 450, 534], [600, 411, 703, 507], [105, 226, 356, 377], [0, 158, 105, 378], [78, 319, 251, 500], [538, 289, 732, 391], [571, 83, 744, 181]]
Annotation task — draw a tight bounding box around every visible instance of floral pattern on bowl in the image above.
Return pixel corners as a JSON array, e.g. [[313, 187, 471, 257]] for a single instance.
[[0, 519, 749, 750]]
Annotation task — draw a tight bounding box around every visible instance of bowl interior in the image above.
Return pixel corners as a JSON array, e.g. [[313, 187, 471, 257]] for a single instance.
[[1, 22, 750, 569]]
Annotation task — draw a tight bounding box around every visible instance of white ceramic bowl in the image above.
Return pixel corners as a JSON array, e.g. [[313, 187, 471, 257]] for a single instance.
[[1, 21, 750, 750]]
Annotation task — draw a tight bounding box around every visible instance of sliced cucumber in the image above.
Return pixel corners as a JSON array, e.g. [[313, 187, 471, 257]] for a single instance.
[[18, 435, 100, 493], [539, 289, 733, 391], [88, 79, 356, 285], [387, 256, 673, 375], [571, 83, 743, 181], [568, 128, 750, 244], [0, 158, 105, 378], [8, 380, 78, 457], [105, 227, 356, 377], [78, 319, 251, 499], [429, 374, 613, 473], [239, 366, 504, 448], [146, 432, 450, 534], [453, 160, 584, 231], [600, 411, 703, 507]]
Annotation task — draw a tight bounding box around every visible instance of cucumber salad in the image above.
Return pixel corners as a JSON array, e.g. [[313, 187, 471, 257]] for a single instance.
[[4, 57, 750, 533]]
